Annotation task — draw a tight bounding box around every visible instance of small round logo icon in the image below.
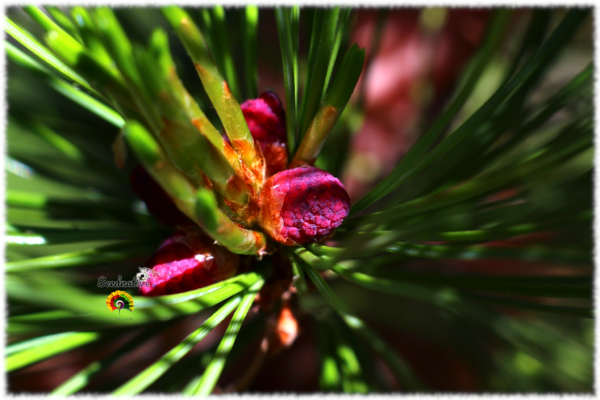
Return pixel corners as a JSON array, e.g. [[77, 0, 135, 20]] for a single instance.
[[136, 267, 150, 282], [106, 290, 134, 314]]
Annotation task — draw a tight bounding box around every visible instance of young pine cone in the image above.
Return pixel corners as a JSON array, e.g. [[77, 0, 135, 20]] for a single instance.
[[259, 165, 351, 245], [240, 91, 288, 177], [139, 227, 240, 296]]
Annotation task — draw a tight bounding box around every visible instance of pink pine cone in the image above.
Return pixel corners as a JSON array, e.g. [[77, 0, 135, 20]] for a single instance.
[[241, 91, 286, 143], [139, 227, 240, 296], [241, 91, 288, 177], [259, 166, 351, 245]]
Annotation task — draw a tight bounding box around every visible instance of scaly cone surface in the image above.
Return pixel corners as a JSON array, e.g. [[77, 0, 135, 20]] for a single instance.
[[259, 165, 350, 245], [139, 226, 240, 296]]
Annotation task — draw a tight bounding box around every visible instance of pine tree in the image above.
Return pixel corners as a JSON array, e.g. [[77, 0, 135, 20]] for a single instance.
[[6, 6, 593, 393]]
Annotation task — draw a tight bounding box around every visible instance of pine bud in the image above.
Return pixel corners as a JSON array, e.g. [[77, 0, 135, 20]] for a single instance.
[[139, 227, 240, 296], [269, 301, 299, 355], [241, 91, 288, 177], [259, 166, 350, 245]]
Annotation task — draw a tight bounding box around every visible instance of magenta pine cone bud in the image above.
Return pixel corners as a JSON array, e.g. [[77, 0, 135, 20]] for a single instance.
[[241, 91, 288, 177], [259, 166, 351, 245], [129, 166, 193, 227], [139, 227, 240, 296], [241, 91, 286, 143]]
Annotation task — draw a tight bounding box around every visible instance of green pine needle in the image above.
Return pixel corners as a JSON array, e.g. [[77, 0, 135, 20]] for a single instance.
[[189, 279, 265, 395], [7, 332, 101, 372], [113, 296, 243, 395]]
